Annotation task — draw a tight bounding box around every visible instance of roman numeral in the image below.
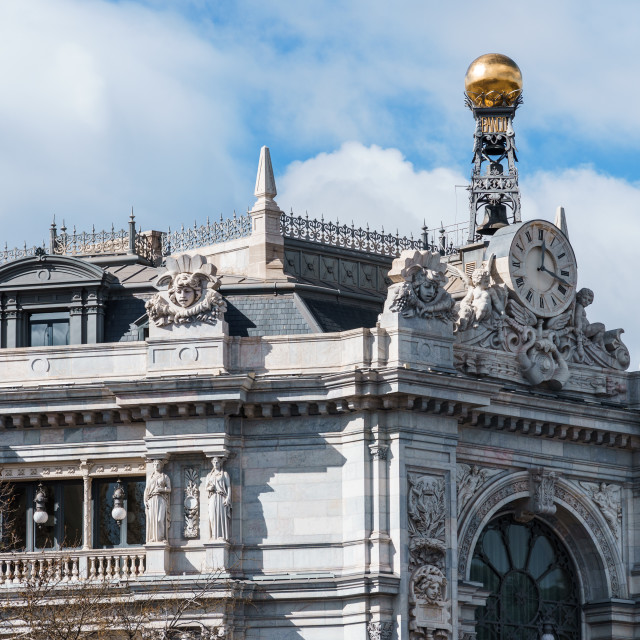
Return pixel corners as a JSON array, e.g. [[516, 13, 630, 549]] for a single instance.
[[512, 260, 521, 268], [561, 269, 569, 277], [557, 252, 566, 259], [538, 229, 544, 240], [557, 284, 567, 295], [515, 277, 524, 288], [525, 231, 532, 242], [515, 242, 524, 252], [550, 236, 557, 246], [539, 296, 545, 308], [526, 290, 533, 302], [551, 296, 558, 307]]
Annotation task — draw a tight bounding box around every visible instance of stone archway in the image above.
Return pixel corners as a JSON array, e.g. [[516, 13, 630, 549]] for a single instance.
[[470, 512, 581, 640], [457, 471, 626, 605]]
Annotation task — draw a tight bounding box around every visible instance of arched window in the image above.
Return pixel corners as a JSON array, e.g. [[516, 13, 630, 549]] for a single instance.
[[471, 514, 581, 640]]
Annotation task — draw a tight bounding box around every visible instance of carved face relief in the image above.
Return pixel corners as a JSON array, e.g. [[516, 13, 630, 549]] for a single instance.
[[173, 274, 199, 308], [416, 274, 438, 303]]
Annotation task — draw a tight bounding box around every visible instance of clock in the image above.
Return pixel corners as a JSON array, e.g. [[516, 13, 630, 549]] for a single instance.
[[490, 219, 578, 318]]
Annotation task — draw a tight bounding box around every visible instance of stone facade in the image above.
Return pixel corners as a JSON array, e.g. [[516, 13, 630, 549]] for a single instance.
[[0, 146, 638, 640]]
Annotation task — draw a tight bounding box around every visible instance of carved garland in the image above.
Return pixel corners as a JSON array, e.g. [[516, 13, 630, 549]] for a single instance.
[[457, 473, 623, 599]]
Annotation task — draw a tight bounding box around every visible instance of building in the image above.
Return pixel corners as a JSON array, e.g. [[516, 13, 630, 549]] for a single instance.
[[0, 54, 638, 640]]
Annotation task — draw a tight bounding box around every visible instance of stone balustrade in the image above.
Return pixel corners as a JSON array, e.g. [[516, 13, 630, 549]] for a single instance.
[[0, 549, 146, 585]]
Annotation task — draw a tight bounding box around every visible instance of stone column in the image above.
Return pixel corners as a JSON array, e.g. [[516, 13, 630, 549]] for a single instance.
[[369, 433, 391, 574], [80, 462, 92, 550], [85, 291, 105, 344], [5, 296, 21, 348], [69, 290, 84, 344]]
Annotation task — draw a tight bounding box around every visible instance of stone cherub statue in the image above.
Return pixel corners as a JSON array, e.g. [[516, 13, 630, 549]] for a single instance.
[[386, 250, 454, 322], [146, 254, 227, 327], [454, 259, 507, 332], [574, 288, 605, 349]]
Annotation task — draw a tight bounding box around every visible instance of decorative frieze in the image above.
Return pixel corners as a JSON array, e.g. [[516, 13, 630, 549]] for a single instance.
[[0, 461, 145, 480]]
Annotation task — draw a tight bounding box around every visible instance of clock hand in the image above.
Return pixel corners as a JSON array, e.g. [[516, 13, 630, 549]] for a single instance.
[[539, 265, 570, 286], [538, 239, 547, 270]]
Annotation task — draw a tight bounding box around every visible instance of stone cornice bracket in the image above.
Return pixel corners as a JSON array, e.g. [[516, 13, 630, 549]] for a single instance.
[[516, 467, 557, 522]]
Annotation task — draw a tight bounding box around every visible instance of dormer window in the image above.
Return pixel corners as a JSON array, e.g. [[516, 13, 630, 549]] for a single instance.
[[29, 311, 70, 347]]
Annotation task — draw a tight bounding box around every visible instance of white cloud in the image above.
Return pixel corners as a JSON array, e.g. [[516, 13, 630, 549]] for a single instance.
[[279, 143, 640, 369], [279, 142, 468, 237]]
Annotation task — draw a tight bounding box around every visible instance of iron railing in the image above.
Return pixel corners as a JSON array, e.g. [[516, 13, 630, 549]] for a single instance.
[[280, 212, 423, 257], [0, 243, 46, 266], [281, 211, 465, 258], [0, 212, 466, 267], [161, 213, 252, 255]]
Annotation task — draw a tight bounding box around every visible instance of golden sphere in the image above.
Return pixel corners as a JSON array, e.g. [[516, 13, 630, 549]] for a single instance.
[[465, 54, 522, 107]]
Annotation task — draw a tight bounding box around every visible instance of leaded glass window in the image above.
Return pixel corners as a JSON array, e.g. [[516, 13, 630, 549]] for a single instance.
[[471, 514, 580, 640]]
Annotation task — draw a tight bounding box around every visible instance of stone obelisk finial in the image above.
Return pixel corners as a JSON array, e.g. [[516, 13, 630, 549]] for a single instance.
[[554, 205, 569, 240], [252, 146, 280, 212]]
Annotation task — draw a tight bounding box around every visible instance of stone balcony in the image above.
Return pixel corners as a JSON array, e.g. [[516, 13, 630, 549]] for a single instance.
[[0, 548, 146, 585]]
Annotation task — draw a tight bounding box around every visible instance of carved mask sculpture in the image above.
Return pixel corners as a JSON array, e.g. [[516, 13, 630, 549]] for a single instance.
[[146, 254, 227, 327], [386, 250, 454, 322]]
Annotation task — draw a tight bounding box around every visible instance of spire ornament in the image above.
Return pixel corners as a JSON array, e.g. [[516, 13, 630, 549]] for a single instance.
[[465, 54, 523, 242], [252, 146, 280, 212]]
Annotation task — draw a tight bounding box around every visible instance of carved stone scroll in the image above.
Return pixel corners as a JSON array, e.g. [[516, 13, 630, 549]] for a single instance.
[[517, 468, 557, 522]]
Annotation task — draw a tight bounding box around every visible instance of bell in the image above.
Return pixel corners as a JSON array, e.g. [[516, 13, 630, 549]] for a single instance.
[[477, 203, 509, 236], [484, 140, 506, 156]]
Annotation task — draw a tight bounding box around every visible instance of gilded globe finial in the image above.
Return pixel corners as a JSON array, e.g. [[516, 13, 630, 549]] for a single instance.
[[465, 54, 522, 108]]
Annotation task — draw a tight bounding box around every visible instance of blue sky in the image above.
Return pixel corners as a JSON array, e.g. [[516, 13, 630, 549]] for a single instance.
[[0, 0, 638, 366]]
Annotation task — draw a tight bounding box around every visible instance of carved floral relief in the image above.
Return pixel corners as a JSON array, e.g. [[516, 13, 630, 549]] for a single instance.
[[183, 467, 200, 539], [408, 474, 451, 640]]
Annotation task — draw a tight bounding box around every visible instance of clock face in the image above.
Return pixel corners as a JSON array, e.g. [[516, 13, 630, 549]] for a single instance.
[[508, 220, 577, 317]]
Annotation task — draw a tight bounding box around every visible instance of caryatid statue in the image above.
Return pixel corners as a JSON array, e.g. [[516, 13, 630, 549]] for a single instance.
[[206, 457, 231, 541], [144, 459, 171, 543]]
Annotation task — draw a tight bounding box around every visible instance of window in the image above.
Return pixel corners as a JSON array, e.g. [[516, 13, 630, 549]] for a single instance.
[[93, 478, 146, 548], [0, 481, 83, 551], [471, 514, 580, 640], [29, 312, 70, 346]]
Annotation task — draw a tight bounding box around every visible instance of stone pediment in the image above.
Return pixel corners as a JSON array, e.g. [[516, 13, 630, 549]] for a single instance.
[[0, 255, 111, 290]]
